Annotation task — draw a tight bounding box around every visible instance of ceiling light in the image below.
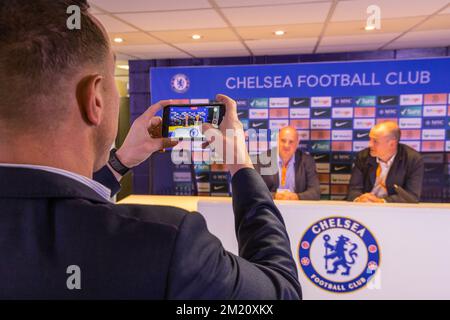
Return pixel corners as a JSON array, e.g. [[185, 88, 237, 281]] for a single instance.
[[274, 30, 285, 36], [113, 37, 124, 43], [364, 25, 376, 31], [192, 34, 202, 40]]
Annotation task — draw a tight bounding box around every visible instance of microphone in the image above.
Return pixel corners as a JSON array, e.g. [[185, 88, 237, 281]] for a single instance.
[[393, 184, 418, 203]]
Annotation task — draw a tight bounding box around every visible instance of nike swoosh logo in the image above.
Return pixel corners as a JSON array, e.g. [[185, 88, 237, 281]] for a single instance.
[[335, 122, 349, 127], [237, 112, 245, 116], [213, 186, 225, 191], [314, 111, 327, 116], [357, 133, 369, 138], [293, 100, 305, 105], [196, 175, 206, 180], [380, 98, 394, 103], [334, 166, 347, 171], [314, 155, 327, 160], [425, 168, 436, 173], [252, 123, 265, 128]]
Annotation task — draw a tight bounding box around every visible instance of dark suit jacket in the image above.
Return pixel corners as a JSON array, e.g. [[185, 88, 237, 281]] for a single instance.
[[255, 150, 321, 200], [347, 143, 424, 203], [0, 166, 301, 299]]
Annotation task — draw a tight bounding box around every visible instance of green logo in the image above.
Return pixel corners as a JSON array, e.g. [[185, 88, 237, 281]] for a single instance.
[[250, 98, 269, 108], [355, 96, 376, 106]]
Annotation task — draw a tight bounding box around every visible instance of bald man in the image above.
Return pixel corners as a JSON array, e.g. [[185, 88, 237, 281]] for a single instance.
[[347, 121, 424, 203], [257, 126, 320, 200]]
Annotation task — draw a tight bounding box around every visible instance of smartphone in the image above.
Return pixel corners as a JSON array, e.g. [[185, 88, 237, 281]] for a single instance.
[[162, 103, 225, 139]]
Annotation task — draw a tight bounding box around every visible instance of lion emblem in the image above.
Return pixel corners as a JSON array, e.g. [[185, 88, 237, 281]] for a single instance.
[[323, 234, 358, 276]]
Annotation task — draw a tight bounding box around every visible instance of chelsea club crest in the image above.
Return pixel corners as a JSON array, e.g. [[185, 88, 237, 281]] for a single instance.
[[299, 217, 380, 293], [171, 73, 190, 93]]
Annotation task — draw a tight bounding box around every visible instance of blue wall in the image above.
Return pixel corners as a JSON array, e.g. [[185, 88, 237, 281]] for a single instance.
[[128, 47, 450, 198]]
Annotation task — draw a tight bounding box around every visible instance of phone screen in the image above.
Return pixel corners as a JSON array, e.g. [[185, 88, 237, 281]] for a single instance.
[[162, 104, 225, 139]]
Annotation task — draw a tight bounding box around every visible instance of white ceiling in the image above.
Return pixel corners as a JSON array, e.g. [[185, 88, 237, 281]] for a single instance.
[[89, 0, 450, 60]]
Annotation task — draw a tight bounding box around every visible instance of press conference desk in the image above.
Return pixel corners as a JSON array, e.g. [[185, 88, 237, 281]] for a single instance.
[[119, 196, 450, 300]]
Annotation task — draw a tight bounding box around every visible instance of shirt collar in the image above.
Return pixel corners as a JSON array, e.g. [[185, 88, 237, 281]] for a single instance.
[[376, 152, 397, 167], [0, 163, 112, 201], [277, 153, 296, 168]]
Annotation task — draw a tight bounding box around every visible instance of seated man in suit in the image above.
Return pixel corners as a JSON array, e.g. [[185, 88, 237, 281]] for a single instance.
[[0, 0, 300, 299], [257, 126, 320, 201], [347, 121, 424, 203]]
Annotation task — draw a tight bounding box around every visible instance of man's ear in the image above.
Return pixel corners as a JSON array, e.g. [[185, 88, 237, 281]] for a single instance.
[[76, 74, 105, 126]]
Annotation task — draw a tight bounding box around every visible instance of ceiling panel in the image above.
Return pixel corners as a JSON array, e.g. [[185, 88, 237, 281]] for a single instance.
[[221, 2, 332, 26], [108, 32, 162, 45], [151, 28, 239, 43], [94, 14, 138, 32], [414, 14, 450, 31], [324, 17, 424, 36], [245, 37, 317, 49], [90, 0, 211, 12], [321, 33, 400, 46], [175, 41, 247, 52], [317, 43, 384, 53], [215, 0, 331, 7], [116, 10, 227, 31], [236, 23, 322, 40], [252, 47, 314, 55], [193, 50, 251, 58], [331, 0, 450, 21], [384, 29, 450, 49]]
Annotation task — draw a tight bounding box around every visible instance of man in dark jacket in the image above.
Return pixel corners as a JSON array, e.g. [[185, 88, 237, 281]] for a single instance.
[[347, 121, 424, 203], [256, 126, 320, 200], [0, 0, 301, 299]]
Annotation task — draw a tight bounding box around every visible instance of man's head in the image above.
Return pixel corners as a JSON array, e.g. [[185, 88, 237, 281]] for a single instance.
[[278, 126, 299, 163], [368, 121, 401, 161], [0, 0, 119, 171]]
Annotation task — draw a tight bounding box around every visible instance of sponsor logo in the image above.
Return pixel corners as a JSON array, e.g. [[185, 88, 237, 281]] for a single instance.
[[249, 108, 269, 119], [355, 96, 376, 106], [311, 141, 331, 152], [423, 105, 446, 117], [354, 107, 376, 118], [422, 129, 445, 140], [173, 172, 192, 182], [331, 164, 352, 173], [320, 184, 330, 194], [333, 97, 353, 106], [316, 163, 331, 173], [353, 141, 369, 152], [331, 185, 349, 195], [299, 217, 380, 293], [237, 109, 249, 119], [311, 96, 332, 107], [354, 119, 375, 129], [400, 141, 421, 151], [312, 108, 332, 118], [424, 93, 447, 105], [269, 97, 289, 108], [313, 153, 330, 163], [377, 107, 398, 118], [332, 130, 353, 141], [399, 118, 422, 129], [353, 130, 370, 140], [332, 120, 353, 129], [332, 153, 353, 163], [332, 107, 354, 119], [401, 130, 421, 140], [249, 98, 269, 108], [400, 94, 422, 106], [290, 119, 310, 129], [297, 130, 310, 140], [290, 108, 310, 119], [311, 130, 331, 140], [236, 99, 249, 108], [422, 141, 444, 152], [332, 141, 352, 152], [269, 108, 289, 118], [269, 120, 289, 130], [311, 119, 332, 130], [400, 106, 422, 117], [377, 96, 399, 105], [331, 174, 352, 184], [249, 120, 268, 129], [290, 97, 310, 107], [423, 118, 446, 129], [170, 73, 190, 93]]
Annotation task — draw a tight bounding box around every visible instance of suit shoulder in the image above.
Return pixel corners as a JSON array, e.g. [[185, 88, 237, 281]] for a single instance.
[[355, 147, 371, 161]]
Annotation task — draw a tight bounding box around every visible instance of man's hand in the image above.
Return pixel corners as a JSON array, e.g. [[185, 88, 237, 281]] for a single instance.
[[275, 191, 299, 201], [354, 193, 385, 203], [202, 94, 253, 177], [115, 100, 183, 170]]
